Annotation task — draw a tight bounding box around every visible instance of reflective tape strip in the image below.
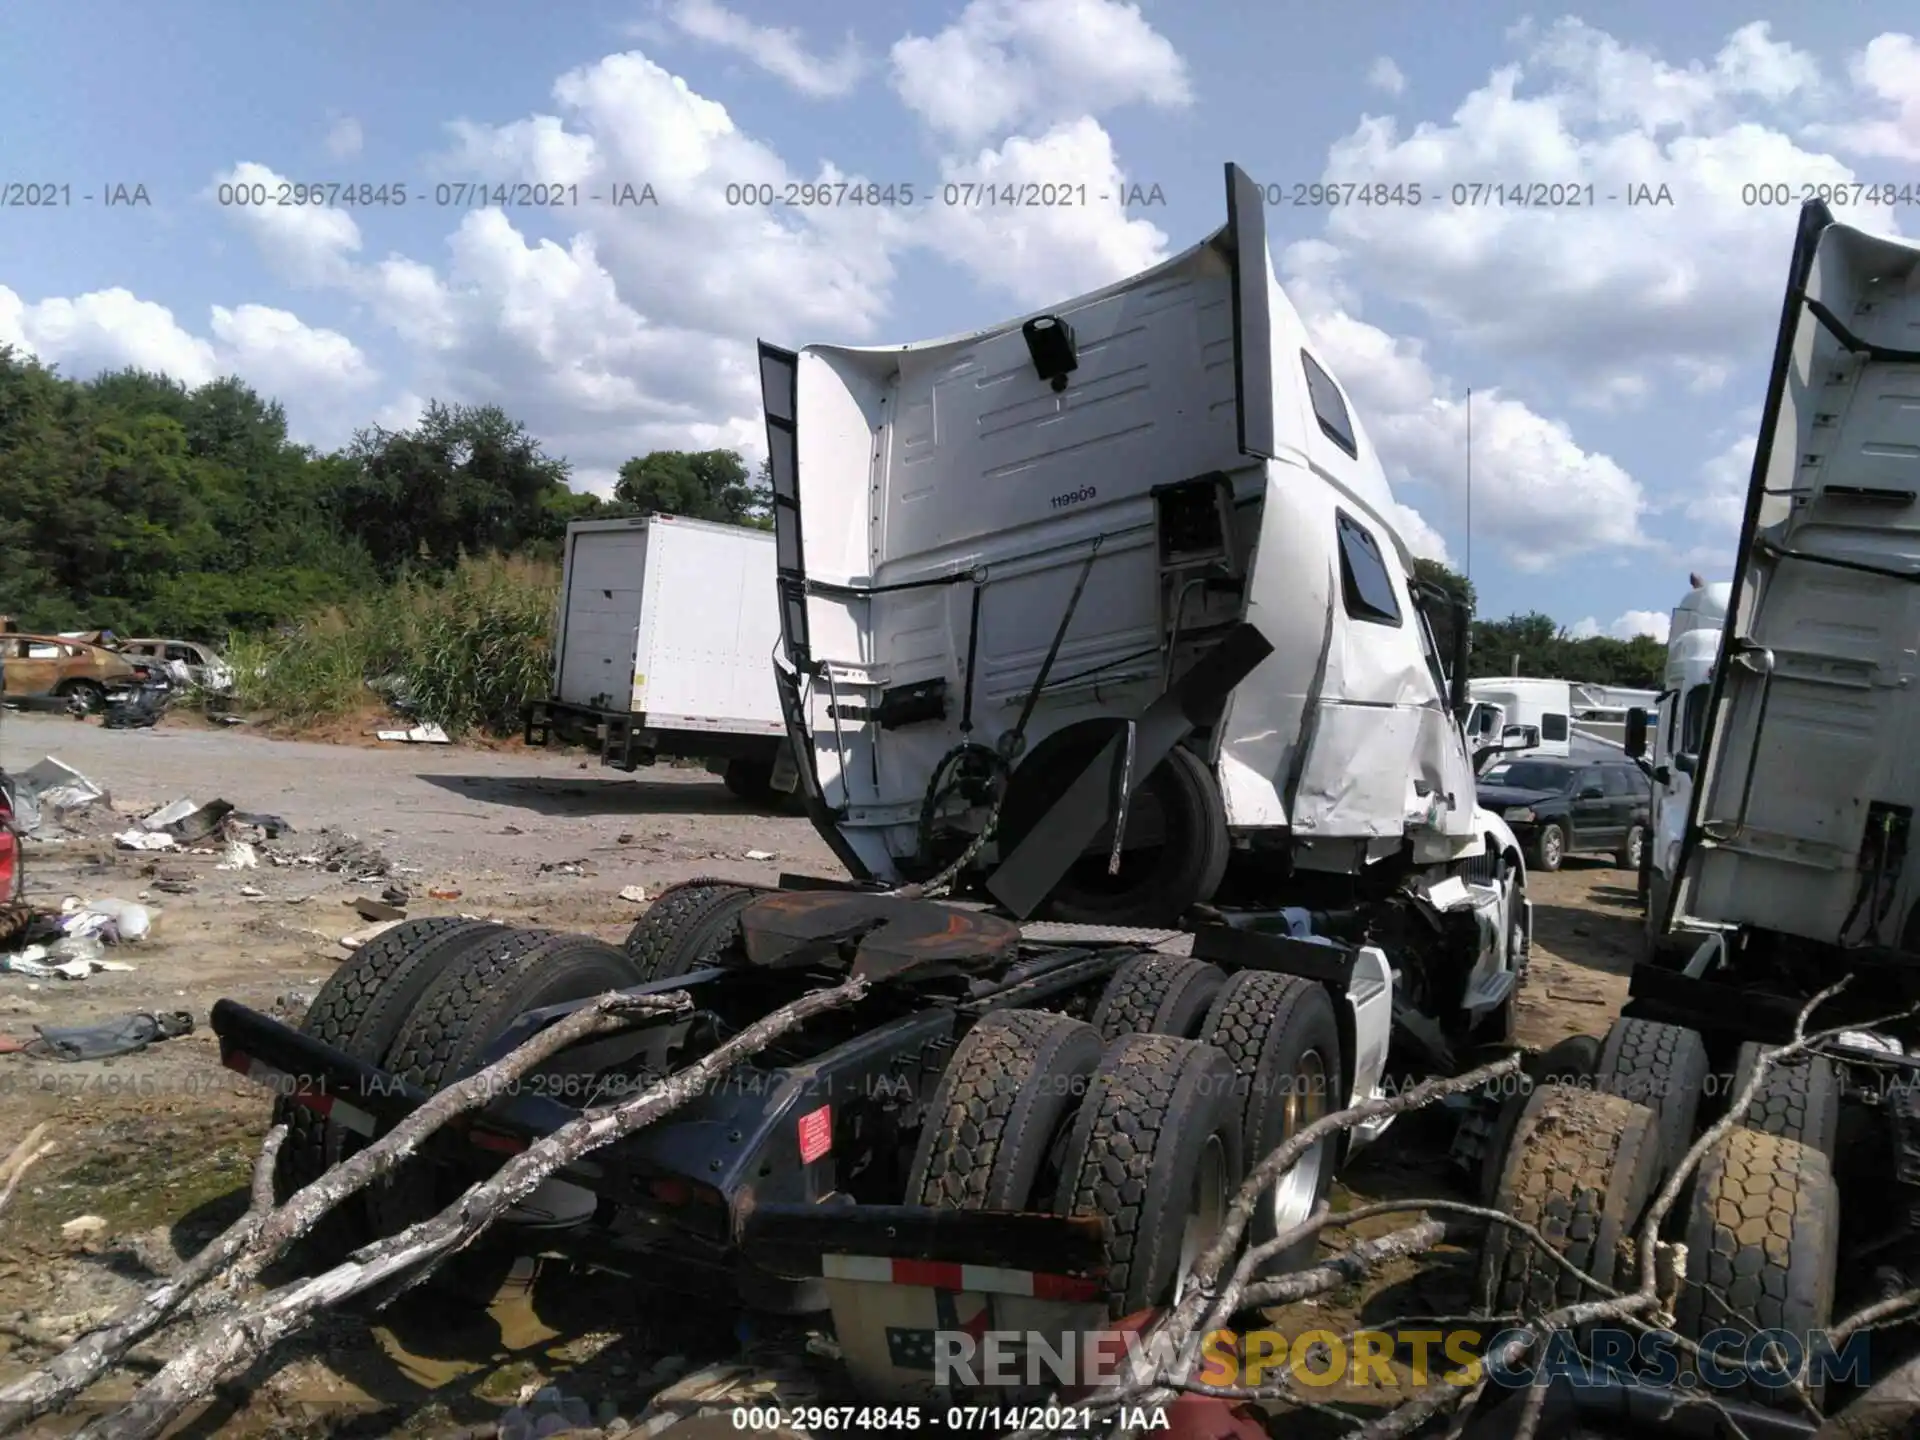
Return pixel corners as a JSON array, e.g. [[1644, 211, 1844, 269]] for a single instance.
[[819, 1253, 1099, 1301]]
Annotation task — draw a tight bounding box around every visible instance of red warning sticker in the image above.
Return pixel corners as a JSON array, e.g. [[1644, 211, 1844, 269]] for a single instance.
[[798, 1104, 832, 1164]]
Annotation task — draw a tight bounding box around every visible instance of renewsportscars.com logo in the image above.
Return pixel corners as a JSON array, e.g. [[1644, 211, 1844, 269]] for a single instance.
[[929, 1326, 1873, 1392]]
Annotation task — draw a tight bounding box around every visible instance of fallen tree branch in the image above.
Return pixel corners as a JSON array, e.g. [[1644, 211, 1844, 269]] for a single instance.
[[0, 989, 692, 1437], [0, 1123, 56, 1218], [72, 975, 866, 1440]]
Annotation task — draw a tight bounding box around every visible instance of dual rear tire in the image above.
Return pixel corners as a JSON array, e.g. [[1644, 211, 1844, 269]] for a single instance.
[[1481, 1018, 1844, 1407], [910, 955, 1346, 1316]]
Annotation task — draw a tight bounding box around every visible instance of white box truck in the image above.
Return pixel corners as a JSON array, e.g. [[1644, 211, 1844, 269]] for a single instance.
[[524, 513, 797, 800], [1465, 676, 1661, 766]]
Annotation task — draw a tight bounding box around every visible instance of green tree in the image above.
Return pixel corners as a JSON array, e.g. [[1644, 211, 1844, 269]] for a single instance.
[[335, 402, 574, 577], [612, 448, 771, 529], [1412, 557, 1476, 615]]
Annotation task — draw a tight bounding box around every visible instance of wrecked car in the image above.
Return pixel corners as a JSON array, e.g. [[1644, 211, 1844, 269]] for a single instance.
[[115, 638, 235, 693], [0, 634, 153, 713]]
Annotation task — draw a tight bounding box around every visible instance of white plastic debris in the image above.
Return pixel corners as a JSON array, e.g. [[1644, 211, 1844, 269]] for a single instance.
[[376, 723, 451, 744], [618, 885, 649, 904], [60, 1216, 108, 1243], [239, 884, 265, 898], [139, 799, 200, 831], [114, 830, 175, 852], [68, 899, 154, 942], [217, 841, 259, 871], [744, 850, 775, 862]]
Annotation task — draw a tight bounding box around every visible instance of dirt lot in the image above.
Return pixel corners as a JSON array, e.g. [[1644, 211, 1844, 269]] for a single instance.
[[0, 713, 1644, 1436]]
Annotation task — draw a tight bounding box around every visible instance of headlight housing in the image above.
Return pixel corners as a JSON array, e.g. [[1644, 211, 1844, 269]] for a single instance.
[[1506, 807, 1535, 823]]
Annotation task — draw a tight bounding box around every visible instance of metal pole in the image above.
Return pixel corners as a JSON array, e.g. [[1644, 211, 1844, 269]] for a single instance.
[[1465, 386, 1473, 588]]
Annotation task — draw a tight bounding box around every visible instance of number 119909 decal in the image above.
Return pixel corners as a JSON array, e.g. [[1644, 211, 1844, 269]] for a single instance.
[[1050, 485, 1096, 510]]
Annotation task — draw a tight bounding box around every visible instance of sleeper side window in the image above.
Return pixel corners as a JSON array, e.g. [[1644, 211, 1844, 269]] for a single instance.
[[1540, 712, 1570, 743], [1335, 512, 1402, 627], [1301, 350, 1358, 459]]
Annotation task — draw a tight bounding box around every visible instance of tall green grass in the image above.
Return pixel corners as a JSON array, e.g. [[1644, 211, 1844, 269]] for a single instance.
[[226, 555, 558, 738]]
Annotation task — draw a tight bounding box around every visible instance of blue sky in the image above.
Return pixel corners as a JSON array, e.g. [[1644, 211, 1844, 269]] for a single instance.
[[5, 2, 1918, 639]]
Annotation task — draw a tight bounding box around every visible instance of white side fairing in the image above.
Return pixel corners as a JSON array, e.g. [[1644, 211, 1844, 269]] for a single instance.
[[1676, 205, 1920, 944], [762, 165, 1480, 882]]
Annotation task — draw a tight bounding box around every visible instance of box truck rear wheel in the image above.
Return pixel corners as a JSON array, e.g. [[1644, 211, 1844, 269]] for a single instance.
[[1476, 1084, 1660, 1319], [1201, 971, 1343, 1277], [723, 755, 775, 803], [1090, 954, 1226, 1042], [271, 917, 508, 1260], [1675, 1128, 1839, 1406], [1054, 1032, 1245, 1316], [905, 1009, 1103, 1210]]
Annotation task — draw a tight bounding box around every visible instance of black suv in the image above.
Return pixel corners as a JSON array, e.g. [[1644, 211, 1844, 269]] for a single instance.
[[1476, 757, 1650, 873]]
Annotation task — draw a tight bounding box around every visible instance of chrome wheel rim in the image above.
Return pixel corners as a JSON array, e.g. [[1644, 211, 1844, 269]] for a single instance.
[[1172, 1134, 1229, 1306], [1267, 1049, 1330, 1240], [1543, 830, 1563, 867]]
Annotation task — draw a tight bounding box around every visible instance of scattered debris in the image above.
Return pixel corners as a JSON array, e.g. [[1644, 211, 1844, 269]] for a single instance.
[[150, 879, 195, 896], [7, 758, 108, 837], [380, 884, 410, 907], [502, 824, 525, 836], [29, 1010, 191, 1060], [618, 885, 649, 905], [229, 811, 291, 839], [2, 945, 136, 980], [744, 850, 775, 862], [216, 841, 259, 871], [428, 888, 461, 901], [540, 859, 590, 877], [239, 885, 265, 898], [64, 898, 153, 943], [59, 1215, 107, 1245], [339, 919, 405, 952], [114, 830, 175, 852], [376, 723, 451, 744], [350, 897, 405, 923], [617, 833, 636, 845]]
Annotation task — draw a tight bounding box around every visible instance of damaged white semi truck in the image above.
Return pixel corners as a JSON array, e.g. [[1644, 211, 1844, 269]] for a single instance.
[[757, 163, 1534, 1106]]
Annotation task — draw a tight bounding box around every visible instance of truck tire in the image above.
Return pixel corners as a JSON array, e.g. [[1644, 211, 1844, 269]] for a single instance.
[[1477, 1035, 1604, 1205], [1530, 822, 1567, 873], [1730, 1041, 1842, 1166], [1676, 1129, 1839, 1405], [905, 1010, 1103, 1211], [1090, 954, 1226, 1043], [367, 930, 643, 1256], [271, 917, 507, 1255], [1053, 1033, 1245, 1317], [1201, 972, 1343, 1274], [723, 755, 775, 803], [624, 880, 762, 982], [1476, 1085, 1660, 1317], [1618, 823, 1647, 872], [1594, 1018, 1710, 1185]]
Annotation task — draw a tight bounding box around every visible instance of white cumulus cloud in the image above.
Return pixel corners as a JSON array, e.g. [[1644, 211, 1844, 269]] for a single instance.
[[890, 0, 1190, 144], [667, 0, 865, 98], [1368, 58, 1407, 97]]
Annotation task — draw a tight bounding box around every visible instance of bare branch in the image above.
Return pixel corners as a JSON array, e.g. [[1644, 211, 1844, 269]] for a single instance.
[[0, 1124, 56, 1218], [0, 990, 691, 1437], [72, 976, 865, 1440]]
